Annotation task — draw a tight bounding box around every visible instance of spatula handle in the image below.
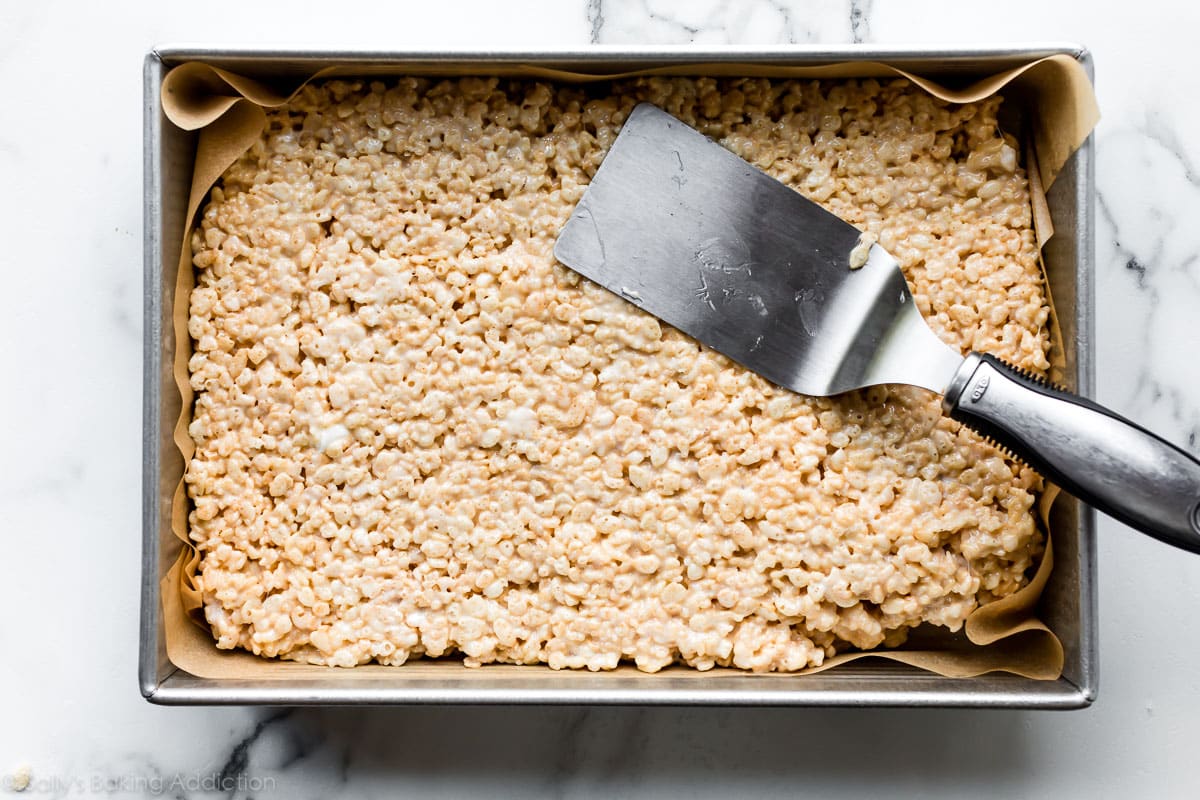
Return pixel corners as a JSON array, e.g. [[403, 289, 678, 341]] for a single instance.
[[944, 352, 1200, 553]]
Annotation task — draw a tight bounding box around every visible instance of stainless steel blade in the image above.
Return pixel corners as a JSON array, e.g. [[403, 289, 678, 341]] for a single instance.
[[554, 103, 964, 396]]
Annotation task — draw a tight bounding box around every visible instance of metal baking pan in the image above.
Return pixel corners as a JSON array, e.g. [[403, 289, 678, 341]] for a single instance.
[[141, 44, 1096, 707]]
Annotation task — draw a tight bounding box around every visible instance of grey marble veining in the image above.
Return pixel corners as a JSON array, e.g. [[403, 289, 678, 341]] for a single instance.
[[1095, 115, 1200, 448], [5, 0, 1200, 797], [140, 704, 1048, 798], [848, 0, 873, 42], [587, 0, 861, 44]]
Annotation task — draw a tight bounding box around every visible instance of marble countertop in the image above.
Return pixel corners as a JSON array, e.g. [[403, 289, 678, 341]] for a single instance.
[[4, 0, 1200, 797]]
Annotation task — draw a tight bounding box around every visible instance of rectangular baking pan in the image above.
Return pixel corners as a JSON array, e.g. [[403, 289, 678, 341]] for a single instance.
[[141, 44, 1096, 707]]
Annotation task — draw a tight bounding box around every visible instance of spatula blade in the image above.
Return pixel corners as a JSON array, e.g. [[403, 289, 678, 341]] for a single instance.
[[553, 103, 962, 396]]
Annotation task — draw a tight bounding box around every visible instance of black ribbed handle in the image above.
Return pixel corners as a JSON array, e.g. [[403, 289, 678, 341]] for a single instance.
[[945, 353, 1200, 554]]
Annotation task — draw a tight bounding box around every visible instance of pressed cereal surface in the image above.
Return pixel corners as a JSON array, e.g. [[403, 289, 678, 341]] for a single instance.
[[186, 76, 1050, 672]]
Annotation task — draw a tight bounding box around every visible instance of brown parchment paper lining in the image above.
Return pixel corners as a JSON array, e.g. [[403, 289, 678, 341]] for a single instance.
[[160, 56, 1098, 681]]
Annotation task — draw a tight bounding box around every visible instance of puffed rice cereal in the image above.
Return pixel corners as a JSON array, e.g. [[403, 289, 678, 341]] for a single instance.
[[186, 76, 1049, 672]]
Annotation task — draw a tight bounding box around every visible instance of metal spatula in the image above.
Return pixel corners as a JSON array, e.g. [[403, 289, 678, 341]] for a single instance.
[[554, 102, 1200, 553]]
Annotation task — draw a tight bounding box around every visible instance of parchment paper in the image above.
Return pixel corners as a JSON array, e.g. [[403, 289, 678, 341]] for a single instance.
[[160, 55, 1098, 681]]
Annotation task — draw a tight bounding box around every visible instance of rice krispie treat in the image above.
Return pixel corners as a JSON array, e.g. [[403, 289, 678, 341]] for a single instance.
[[185, 76, 1049, 671]]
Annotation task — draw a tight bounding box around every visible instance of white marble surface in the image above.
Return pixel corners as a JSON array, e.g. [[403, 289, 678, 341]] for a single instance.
[[3, 0, 1200, 797]]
